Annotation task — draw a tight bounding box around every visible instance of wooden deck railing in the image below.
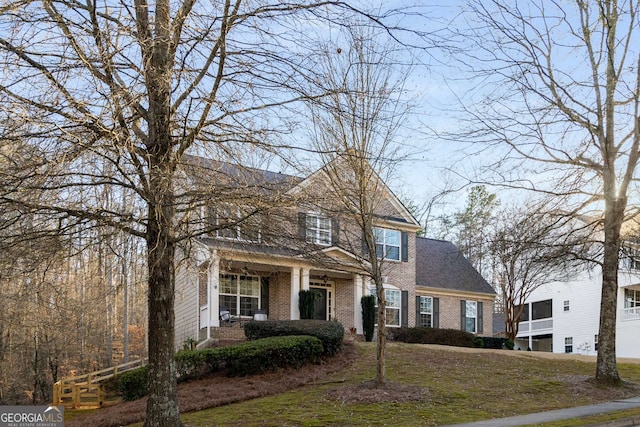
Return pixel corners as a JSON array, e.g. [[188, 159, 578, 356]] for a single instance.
[[52, 358, 147, 409]]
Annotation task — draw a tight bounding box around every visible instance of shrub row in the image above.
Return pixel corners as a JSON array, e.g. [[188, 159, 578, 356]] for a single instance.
[[244, 319, 344, 356], [221, 335, 323, 377], [119, 335, 323, 401], [475, 336, 514, 350], [388, 327, 475, 347]]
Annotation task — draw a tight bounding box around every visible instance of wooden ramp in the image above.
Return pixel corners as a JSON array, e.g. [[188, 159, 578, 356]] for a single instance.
[[52, 358, 147, 409]]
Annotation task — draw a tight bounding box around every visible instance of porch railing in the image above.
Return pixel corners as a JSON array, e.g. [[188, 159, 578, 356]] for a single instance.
[[621, 306, 640, 321], [52, 358, 146, 409], [517, 318, 553, 336]]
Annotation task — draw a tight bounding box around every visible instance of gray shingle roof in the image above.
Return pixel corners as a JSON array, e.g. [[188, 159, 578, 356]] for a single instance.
[[416, 237, 495, 295], [182, 154, 303, 193]]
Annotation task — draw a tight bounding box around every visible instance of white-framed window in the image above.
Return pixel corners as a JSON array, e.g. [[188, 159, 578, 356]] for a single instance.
[[565, 337, 573, 353], [464, 300, 477, 333], [371, 287, 401, 327], [306, 214, 332, 245], [563, 300, 570, 312], [623, 247, 640, 270], [374, 227, 401, 261], [625, 288, 640, 308], [419, 296, 433, 327], [594, 334, 598, 351], [219, 274, 260, 317], [214, 206, 260, 242]]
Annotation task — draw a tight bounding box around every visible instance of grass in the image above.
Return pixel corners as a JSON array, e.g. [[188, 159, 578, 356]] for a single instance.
[[162, 342, 640, 427]]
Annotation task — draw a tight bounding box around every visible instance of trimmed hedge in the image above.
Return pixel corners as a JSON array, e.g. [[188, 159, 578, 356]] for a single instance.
[[120, 335, 324, 401], [389, 327, 475, 348], [479, 336, 514, 350], [244, 319, 344, 356], [219, 335, 323, 377], [118, 365, 149, 401]]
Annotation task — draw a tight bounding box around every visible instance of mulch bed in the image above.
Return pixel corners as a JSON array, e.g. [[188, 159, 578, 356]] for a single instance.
[[66, 340, 358, 427]]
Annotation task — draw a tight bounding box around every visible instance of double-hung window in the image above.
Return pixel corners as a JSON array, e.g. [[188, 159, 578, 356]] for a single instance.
[[464, 301, 477, 333], [374, 227, 401, 261], [213, 206, 260, 242], [625, 288, 640, 308], [371, 287, 401, 327], [418, 296, 433, 327], [219, 274, 260, 317], [565, 337, 573, 353], [306, 214, 332, 245]]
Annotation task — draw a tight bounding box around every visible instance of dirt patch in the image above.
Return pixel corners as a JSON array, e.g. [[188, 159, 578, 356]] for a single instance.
[[326, 380, 430, 404], [66, 341, 357, 427]]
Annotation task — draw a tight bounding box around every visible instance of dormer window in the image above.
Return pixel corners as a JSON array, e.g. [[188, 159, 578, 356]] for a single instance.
[[306, 214, 332, 246]]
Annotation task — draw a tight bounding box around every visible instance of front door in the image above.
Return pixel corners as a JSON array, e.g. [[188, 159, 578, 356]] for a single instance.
[[313, 288, 327, 320], [310, 282, 333, 320]]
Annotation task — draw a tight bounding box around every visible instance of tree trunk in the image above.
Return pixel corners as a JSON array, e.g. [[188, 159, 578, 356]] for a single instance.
[[375, 282, 386, 386], [144, 171, 181, 426], [596, 195, 623, 385]]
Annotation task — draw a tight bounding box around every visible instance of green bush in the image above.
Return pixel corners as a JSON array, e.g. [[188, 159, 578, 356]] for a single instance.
[[389, 327, 475, 348], [244, 319, 344, 356], [118, 366, 149, 401], [219, 335, 323, 377], [479, 336, 514, 350], [474, 337, 484, 348], [122, 336, 324, 400], [361, 295, 376, 342], [175, 348, 226, 380]]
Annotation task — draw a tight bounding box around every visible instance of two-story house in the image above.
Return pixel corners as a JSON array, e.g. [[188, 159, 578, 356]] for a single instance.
[[174, 155, 496, 347], [514, 250, 640, 358]]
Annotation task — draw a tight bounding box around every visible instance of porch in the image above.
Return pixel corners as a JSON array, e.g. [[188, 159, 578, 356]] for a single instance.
[[195, 252, 369, 343]]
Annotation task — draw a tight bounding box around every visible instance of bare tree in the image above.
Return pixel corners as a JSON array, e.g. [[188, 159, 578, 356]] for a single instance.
[[306, 26, 415, 386], [455, 0, 640, 385], [0, 1, 438, 422], [489, 201, 596, 341]]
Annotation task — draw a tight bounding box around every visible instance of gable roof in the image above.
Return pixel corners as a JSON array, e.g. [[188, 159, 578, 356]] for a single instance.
[[181, 154, 303, 193], [416, 237, 495, 296], [289, 155, 421, 230]]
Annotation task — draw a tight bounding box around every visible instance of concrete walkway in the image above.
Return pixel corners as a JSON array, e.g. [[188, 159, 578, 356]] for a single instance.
[[442, 396, 640, 427]]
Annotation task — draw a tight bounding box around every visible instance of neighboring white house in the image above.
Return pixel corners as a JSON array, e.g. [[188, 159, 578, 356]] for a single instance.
[[514, 259, 640, 358]]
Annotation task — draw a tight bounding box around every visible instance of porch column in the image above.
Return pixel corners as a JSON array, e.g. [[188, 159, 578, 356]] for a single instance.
[[209, 251, 221, 333], [301, 268, 310, 291], [353, 274, 364, 334], [290, 267, 300, 320]]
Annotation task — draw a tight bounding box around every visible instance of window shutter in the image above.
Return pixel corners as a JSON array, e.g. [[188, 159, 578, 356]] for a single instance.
[[298, 212, 306, 240], [460, 300, 466, 331], [331, 218, 340, 246], [401, 231, 408, 262], [260, 277, 270, 316], [433, 297, 440, 328], [415, 296, 421, 327], [401, 290, 408, 327], [477, 301, 483, 334]]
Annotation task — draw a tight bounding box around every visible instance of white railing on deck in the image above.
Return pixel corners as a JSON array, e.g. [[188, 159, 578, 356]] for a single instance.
[[517, 318, 553, 337], [621, 306, 640, 321]]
